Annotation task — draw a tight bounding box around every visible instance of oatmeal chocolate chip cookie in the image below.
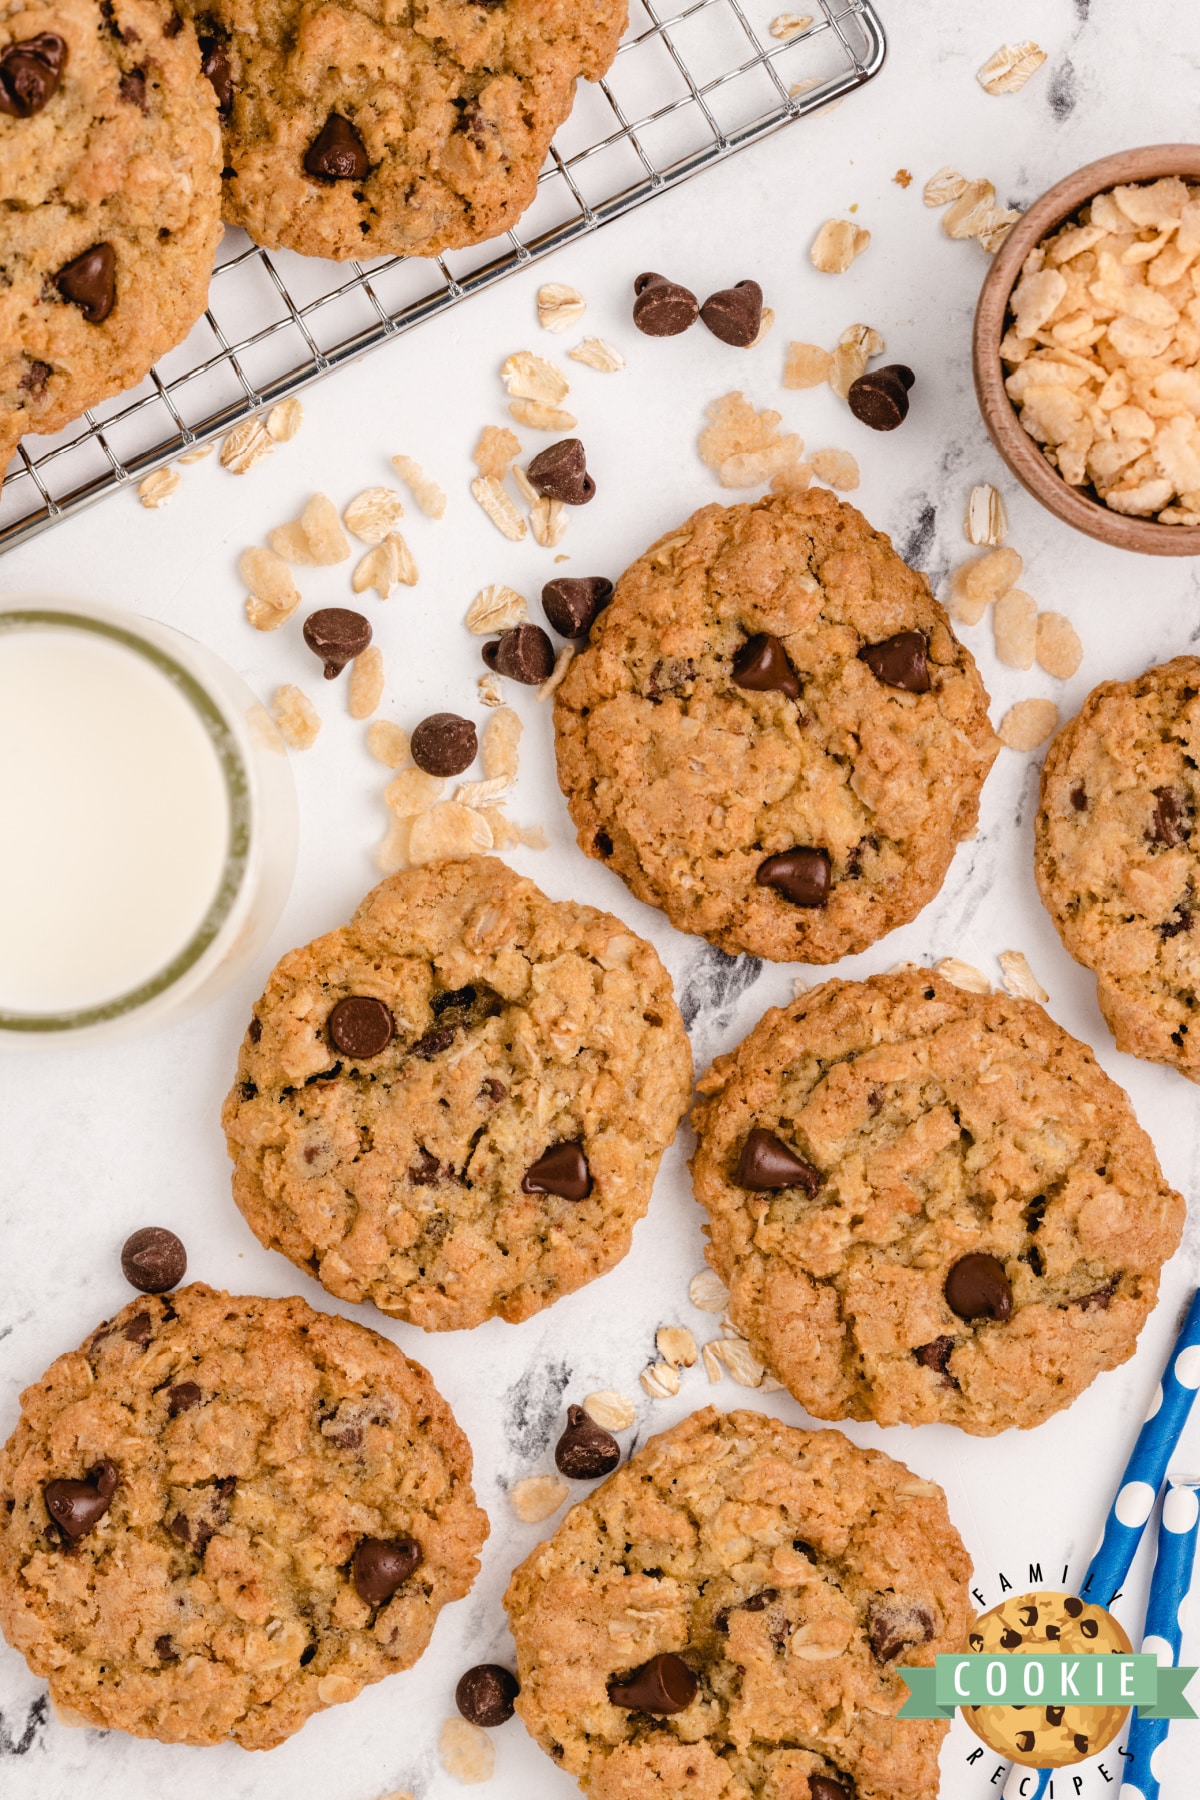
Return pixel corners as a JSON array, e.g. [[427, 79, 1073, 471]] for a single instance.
[[223, 856, 692, 1331], [173, 0, 627, 261], [963, 1591, 1131, 1767], [0, 1285, 486, 1749], [504, 1406, 972, 1800], [0, 0, 222, 479], [1036, 656, 1200, 1081], [690, 970, 1183, 1435], [553, 488, 998, 963]]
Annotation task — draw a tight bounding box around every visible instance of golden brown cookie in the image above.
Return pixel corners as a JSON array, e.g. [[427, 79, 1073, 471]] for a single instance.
[[690, 970, 1183, 1435], [964, 1591, 1131, 1766], [174, 0, 627, 260], [0, 1285, 487, 1748], [504, 1406, 973, 1800], [1, 0, 222, 479], [553, 488, 999, 963], [223, 857, 692, 1330], [1036, 655, 1200, 1081]]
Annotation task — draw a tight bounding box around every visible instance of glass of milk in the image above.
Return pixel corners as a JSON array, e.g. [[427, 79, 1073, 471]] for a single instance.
[[0, 600, 297, 1043]]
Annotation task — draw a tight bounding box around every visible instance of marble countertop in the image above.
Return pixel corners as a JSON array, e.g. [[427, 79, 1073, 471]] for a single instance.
[[4, 1, 1200, 1795]]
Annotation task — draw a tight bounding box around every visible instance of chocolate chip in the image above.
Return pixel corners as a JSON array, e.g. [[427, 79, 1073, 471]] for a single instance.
[[1150, 786, 1187, 847], [526, 438, 595, 505], [304, 112, 368, 182], [740, 1588, 778, 1612], [914, 1336, 955, 1376], [1063, 1596, 1084, 1618], [351, 1536, 422, 1605], [166, 1381, 202, 1417], [1071, 786, 1088, 811], [1000, 1627, 1023, 1649], [732, 633, 800, 697], [809, 1781, 853, 1800], [155, 1634, 178, 1661], [542, 576, 612, 638], [302, 607, 371, 679], [699, 279, 763, 347], [19, 358, 51, 396], [118, 65, 147, 110], [866, 1597, 935, 1663], [411, 712, 478, 776], [44, 1461, 118, 1541], [455, 1663, 519, 1726], [632, 271, 699, 336], [1080, 1617, 1099, 1638], [555, 1404, 620, 1480], [1073, 1734, 1089, 1754], [756, 848, 831, 908], [859, 630, 930, 693], [199, 35, 232, 117], [522, 1141, 592, 1200], [595, 829, 614, 857], [122, 1311, 153, 1344], [479, 1077, 507, 1105], [327, 995, 394, 1059], [1019, 1604, 1039, 1628], [735, 1127, 819, 1193], [944, 1253, 1012, 1322], [1015, 1731, 1036, 1754], [482, 624, 555, 684], [847, 364, 915, 431], [608, 1651, 697, 1713], [411, 1026, 456, 1061], [1076, 1275, 1119, 1311], [0, 32, 67, 117], [120, 1226, 187, 1293], [1045, 1704, 1065, 1724], [55, 243, 117, 323]]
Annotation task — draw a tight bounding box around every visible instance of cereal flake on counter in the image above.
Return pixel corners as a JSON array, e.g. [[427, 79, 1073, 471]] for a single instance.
[[352, 532, 417, 596], [501, 350, 570, 405], [240, 546, 300, 631], [343, 487, 405, 545], [699, 391, 805, 489], [509, 397, 578, 432], [439, 1716, 495, 1785], [272, 684, 320, 750], [810, 447, 860, 491], [269, 494, 350, 565], [367, 720, 410, 767], [993, 589, 1038, 670], [1035, 611, 1083, 679], [390, 454, 447, 518], [348, 646, 384, 719]]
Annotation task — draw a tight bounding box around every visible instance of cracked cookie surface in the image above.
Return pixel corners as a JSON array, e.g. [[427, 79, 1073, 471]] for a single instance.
[[223, 856, 692, 1330], [504, 1406, 972, 1800], [552, 488, 998, 963], [1, 0, 221, 477], [0, 1284, 486, 1749], [173, 0, 627, 260], [690, 971, 1183, 1435], [1036, 655, 1200, 1082]]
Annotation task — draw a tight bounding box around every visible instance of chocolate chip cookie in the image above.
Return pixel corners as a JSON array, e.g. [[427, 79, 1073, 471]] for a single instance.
[[504, 1406, 972, 1800], [690, 970, 1183, 1435], [1, 0, 222, 479], [553, 488, 999, 963], [0, 1285, 486, 1749], [1036, 655, 1200, 1081], [223, 856, 692, 1330], [174, 0, 627, 261], [963, 1591, 1131, 1767]]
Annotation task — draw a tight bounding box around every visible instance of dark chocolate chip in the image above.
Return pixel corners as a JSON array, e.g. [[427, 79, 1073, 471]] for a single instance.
[[304, 112, 368, 181], [522, 1141, 592, 1200], [944, 1253, 1012, 1322], [756, 848, 831, 908], [411, 712, 478, 776], [594, 829, 614, 857], [866, 1597, 935, 1663], [1000, 1627, 1023, 1649], [118, 65, 147, 110], [0, 32, 67, 117], [739, 1588, 778, 1612], [735, 1127, 819, 1193], [199, 35, 232, 117], [302, 607, 371, 680], [120, 1226, 187, 1293], [914, 1336, 955, 1376], [859, 630, 930, 693], [19, 358, 51, 396], [809, 1781, 853, 1800], [1071, 786, 1088, 811], [155, 1634, 178, 1661], [555, 1404, 620, 1480], [411, 1026, 456, 1061], [1064, 1596, 1084, 1618], [526, 438, 595, 505], [480, 1077, 507, 1105], [456, 1663, 520, 1727], [1150, 786, 1187, 847], [1019, 1605, 1039, 1628], [44, 1461, 118, 1541], [122, 1311, 153, 1344], [328, 995, 394, 1059], [608, 1651, 697, 1713], [1073, 1734, 1089, 1754], [1046, 1704, 1065, 1724], [732, 633, 800, 697], [482, 624, 555, 684], [351, 1536, 422, 1605], [632, 272, 699, 337], [55, 243, 116, 323], [699, 280, 763, 347], [1080, 1617, 1099, 1638], [166, 1381, 202, 1417], [1015, 1731, 1036, 1754], [847, 364, 915, 431], [542, 576, 612, 638], [1076, 1275, 1119, 1311]]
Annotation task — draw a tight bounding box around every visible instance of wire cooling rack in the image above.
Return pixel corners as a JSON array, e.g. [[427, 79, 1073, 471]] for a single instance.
[[0, 0, 885, 552]]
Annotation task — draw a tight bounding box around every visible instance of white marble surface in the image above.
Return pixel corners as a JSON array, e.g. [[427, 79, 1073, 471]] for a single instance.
[[4, 1, 1200, 1795]]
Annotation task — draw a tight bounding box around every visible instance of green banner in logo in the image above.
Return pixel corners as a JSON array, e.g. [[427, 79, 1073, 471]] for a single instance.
[[896, 1655, 1197, 1721]]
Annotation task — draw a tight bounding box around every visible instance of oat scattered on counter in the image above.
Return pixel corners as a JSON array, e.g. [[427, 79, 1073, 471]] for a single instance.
[[465, 583, 527, 634], [440, 1716, 495, 1785], [482, 707, 522, 780], [501, 350, 570, 405], [978, 41, 1047, 96], [343, 487, 404, 545], [478, 671, 505, 707], [924, 166, 968, 207], [640, 1361, 681, 1399], [272, 684, 320, 750], [510, 1475, 570, 1524], [933, 956, 991, 994], [265, 398, 303, 442], [537, 643, 574, 698], [137, 466, 179, 508], [689, 1269, 730, 1313], [509, 397, 578, 432], [352, 532, 417, 596], [829, 323, 885, 398], [568, 337, 625, 372], [240, 545, 300, 631], [928, 171, 1021, 252], [769, 11, 812, 36], [999, 949, 1050, 1003], [1035, 611, 1083, 679], [471, 475, 527, 541], [178, 442, 213, 465], [701, 1341, 723, 1383], [751, 306, 776, 347], [220, 417, 274, 473], [810, 218, 871, 274], [707, 1334, 766, 1388], [810, 447, 860, 491], [391, 453, 447, 518], [530, 494, 567, 547], [582, 1391, 636, 1431], [269, 493, 350, 565], [998, 696, 1059, 751], [348, 646, 384, 719], [656, 1325, 697, 1368], [537, 282, 587, 333], [965, 482, 1009, 545], [993, 589, 1038, 670], [367, 720, 410, 768]]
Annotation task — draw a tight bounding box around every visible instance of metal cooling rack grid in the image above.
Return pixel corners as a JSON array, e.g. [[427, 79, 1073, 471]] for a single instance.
[[0, 0, 886, 552]]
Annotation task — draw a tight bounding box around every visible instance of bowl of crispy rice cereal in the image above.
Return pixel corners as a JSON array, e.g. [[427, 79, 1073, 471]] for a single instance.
[[974, 144, 1200, 553]]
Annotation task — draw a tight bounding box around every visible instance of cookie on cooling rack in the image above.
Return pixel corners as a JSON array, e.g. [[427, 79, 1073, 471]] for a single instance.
[[0, 0, 222, 478], [0, 1285, 486, 1748], [552, 487, 999, 963], [504, 1406, 972, 1800], [174, 0, 627, 261], [1036, 655, 1200, 1082], [689, 969, 1184, 1435], [223, 856, 692, 1330]]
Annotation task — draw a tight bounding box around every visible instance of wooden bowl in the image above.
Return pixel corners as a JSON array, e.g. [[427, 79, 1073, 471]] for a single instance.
[[973, 144, 1200, 555]]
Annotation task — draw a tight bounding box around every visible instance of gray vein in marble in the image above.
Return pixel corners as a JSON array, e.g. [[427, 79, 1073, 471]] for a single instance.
[[0, 1697, 46, 1757], [501, 1358, 570, 1464]]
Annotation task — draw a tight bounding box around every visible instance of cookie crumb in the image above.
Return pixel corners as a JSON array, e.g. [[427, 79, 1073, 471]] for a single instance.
[[440, 1716, 495, 1784], [893, 168, 913, 189], [998, 697, 1059, 751]]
